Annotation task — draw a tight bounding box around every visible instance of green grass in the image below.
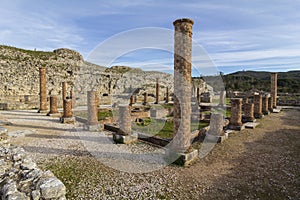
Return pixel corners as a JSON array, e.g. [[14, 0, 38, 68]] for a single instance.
[[98, 110, 113, 120], [133, 118, 209, 139]]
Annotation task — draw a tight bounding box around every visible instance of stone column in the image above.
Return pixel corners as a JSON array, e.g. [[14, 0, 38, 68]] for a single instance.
[[87, 91, 98, 126], [219, 90, 226, 106], [208, 113, 224, 136], [155, 78, 160, 104], [243, 103, 255, 122], [173, 18, 193, 153], [196, 87, 200, 103], [143, 92, 148, 105], [60, 99, 74, 123], [262, 96, 269, 115], [229, 98, 243, 130], [70, 87, 76, 108], [38, 67, 47, 113], [129, 95, 135, 106], [118, 105, 132, 135], [254, 94, 263, 118], [271, 73, 278, 108], [62, 82, 67, 101], [47, 95, 60, 116], [165, 87, 169, 103], [268, 96, 273, 111]]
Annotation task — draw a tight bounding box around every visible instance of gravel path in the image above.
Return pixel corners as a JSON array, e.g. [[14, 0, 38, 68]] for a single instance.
[[0, 109, 299, 199]]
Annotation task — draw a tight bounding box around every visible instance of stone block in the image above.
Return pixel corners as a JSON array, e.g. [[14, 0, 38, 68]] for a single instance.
[[113, 132, 138, 144]]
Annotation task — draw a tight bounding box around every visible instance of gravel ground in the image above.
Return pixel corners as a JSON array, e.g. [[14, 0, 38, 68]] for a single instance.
[[0, 108, 299, 199]]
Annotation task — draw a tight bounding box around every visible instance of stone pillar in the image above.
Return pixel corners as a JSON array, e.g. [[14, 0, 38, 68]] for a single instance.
[[70, 87, 76, 108], [229, 98, 243, 130], [173, 18, 193, 153], [87, 91, 98, 126], [129, 95, 135, 106], [165, 87, 169, 103], [62, 82, 67, 101], [60, 99, 75, 123], [155, 78, 160, 104], [254, 94, 263, 118], [243, 103, 255, 122], [262, 96, 269, 115], [47, 95, 60, 116], [196, 87, 200, 103], [271, 73, 277, 108], [118, 105, 132, 135], [208, 113, 224, 136], [38, 67, 47, 113], [143, 92, 148, 105], [219, 90, 226, 106], [268, 96, 273, 111]]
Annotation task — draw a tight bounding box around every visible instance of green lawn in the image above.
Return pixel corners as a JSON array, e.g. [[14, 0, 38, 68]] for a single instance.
[[133, 118, 209, 139]]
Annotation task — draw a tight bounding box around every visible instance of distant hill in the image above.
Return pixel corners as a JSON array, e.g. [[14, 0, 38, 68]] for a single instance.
[[222, 70, 300, 93]]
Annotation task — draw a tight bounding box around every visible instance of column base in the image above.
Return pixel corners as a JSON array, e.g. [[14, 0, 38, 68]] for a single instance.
[[242, 117, 256, 123], [205, 132, 228, 143], [229, 124, 245, 131], [271, 108, 281, 113], [60, 117, 75, 124], [254, 113, 264, 119], [84, 124, 101, 131], [244, 122, 260, 129], [113, 132, 138, 144], [165, 149, 198, 166], [46, 112, 62, 117], [38, 109, 48, 114], [262, 111, 270, 115]]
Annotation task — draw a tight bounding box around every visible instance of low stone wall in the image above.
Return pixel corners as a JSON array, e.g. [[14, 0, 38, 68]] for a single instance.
[[0, 135, 66, 200]]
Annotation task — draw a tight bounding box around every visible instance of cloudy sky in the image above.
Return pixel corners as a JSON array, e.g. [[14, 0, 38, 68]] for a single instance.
[[1, 0, 299, 74]]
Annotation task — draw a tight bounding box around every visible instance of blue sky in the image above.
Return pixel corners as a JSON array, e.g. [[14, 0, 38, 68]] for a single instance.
[[1, 0, 300, 74]]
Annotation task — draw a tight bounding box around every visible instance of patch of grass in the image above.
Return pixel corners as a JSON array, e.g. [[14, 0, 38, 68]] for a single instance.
[[161, 103, 173, 109], [98, 110, 113, 120], [133, 118, 208, 139]]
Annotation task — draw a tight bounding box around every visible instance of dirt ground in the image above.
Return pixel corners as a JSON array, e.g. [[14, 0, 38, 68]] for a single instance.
[[1, 108, 299, 199]]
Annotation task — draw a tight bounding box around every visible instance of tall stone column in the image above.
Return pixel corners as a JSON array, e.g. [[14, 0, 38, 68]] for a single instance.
[[229, 98, 243, 130], [165, 87, 169, 103], [219, 90, 226, 106], [173, 18, 193, 153], [87, 91, 98, 126], [271, 73, 278, 108], [268, 96, 273, 111], [196, 87, 200, 104], [62, 82, 67, 101], [38, 67, 47, 113], [47, 95, 60, 117], [262, 95, 269, 115], [254, 94, 263, 118], [155, 78, 160, 104], [243, 103, 255, 122], [143, 92, 148, 105], [70, 87, 76, 108]]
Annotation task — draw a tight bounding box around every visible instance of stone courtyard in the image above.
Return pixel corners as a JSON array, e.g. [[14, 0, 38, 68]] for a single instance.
[[0, 106, 299, 199]]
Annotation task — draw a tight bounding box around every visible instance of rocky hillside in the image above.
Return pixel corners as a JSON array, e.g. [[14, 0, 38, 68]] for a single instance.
[[1, 45, 203, 108]]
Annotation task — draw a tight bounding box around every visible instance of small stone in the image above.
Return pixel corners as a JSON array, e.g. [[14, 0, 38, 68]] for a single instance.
[[6, 191, 29, 200], [31, 190, 41, 200], [21, 158, 37, 170]]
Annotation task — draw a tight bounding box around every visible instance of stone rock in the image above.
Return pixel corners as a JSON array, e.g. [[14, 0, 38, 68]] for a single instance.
[[30, 190, 41, 200], [5, 191, 29, 200], [37, 177, 66, 199], [21, 157, 37, 170]]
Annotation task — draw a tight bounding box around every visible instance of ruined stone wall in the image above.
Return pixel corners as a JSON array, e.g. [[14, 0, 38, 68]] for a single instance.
[[0, 46, 208, 109]]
